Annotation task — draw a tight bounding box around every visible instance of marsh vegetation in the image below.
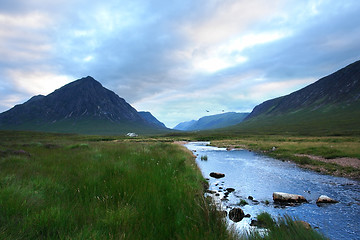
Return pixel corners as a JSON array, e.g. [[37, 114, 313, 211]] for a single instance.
[[0, 131, 336, 239]]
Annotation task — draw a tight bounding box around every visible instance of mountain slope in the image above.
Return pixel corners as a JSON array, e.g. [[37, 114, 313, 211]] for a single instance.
[[173, 120, 197, 131], [231, 60, 360, 135], [246, 60, 360, 119], [174, 112, 249, 131], [138, 111, 166, 128], [0, 76, 168, 135]]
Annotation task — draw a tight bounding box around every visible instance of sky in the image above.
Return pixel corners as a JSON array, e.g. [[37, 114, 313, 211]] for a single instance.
[[1, 0, 360, 128]]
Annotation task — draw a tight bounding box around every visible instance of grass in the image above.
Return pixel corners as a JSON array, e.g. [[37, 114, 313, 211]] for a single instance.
[[209, 135, 360, 179], [0, 117, 172, 136], [237, 199, 249, 206], [0, 131, 333, 239], [0, 131, 236, 240], [223, 103, 360, 136], [247, 213, 328, 240]]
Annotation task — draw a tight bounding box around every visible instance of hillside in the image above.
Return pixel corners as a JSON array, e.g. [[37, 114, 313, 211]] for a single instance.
[[0, 76, 168, 135], [138, 111, 166, 128], [174, 112, 249, 131], [229, 60, 360, 135]]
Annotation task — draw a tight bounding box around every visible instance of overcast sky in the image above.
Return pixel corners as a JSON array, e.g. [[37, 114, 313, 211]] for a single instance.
[[1, 0, 359, 128]]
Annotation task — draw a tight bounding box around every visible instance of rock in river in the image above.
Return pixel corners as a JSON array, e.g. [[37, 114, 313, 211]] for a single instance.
[[229, 208, 245, 222], [210, 172, 225, 179], [226, 187, 235, 193], [316, 195, 338, 204], [273, 192, 307, 203]]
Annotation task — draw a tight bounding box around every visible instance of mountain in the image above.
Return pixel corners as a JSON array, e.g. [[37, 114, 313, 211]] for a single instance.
[[174, 112, 249, 131], [0, 76, 168, 135], [173, 120, 197, 131], [231, 60, 360, 135], [138, 111, 166, 128]]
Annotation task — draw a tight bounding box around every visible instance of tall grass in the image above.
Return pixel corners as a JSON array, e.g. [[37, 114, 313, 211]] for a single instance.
[[0, 131, 331, 239], [0, 132, 235, 239], [246, 213, 327, 240]]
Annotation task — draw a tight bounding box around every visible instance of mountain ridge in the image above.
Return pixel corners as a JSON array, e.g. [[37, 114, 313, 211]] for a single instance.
[[174, 112, 249, 131], [138, 111, 166, 128], [229, 60, 360, 135], [246, 60, 360, 120]]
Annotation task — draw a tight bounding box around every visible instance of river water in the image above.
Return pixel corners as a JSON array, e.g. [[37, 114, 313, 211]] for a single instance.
[[185, 142, 360, 240]]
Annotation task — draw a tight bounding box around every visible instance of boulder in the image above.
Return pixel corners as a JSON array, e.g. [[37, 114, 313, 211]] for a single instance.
[[229, 208, 245, 222], [210, 172, 225, 179], [273, 192, 307, 203], [316, 195, 338, 204], [226, 187, 235, 193]]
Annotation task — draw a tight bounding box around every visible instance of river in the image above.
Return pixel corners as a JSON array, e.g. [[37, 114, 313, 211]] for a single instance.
[[185, 142, 360, 240]]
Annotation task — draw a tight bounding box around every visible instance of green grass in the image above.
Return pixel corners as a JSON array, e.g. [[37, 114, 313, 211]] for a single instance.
[[0, 131, 235, 239], [0, 117, 172, 136], [237, 199, 249, 206], [209, 135, 360, 179], [0, 131, 333, 239], [247, 213, 327, 240], [224, 103, 360, 136]]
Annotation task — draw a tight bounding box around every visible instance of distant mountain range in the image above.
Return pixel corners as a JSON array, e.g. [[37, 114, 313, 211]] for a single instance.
[[174, 112, 249, 131], [230, 60, 360, 135], [0, 76, 168, 135], [2, 59, 359, 136]]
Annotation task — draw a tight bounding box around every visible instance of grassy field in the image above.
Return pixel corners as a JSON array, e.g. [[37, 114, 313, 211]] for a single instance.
[[0, 131, 236, 239], [224, 103, 360, 136], [0, 131, 329, 239], [0, 117, 172, 136]]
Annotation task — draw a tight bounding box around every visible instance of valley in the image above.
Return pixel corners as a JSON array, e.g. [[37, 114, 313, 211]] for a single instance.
[[0, 131, 332, 239], [1, 1, 360, 239], [0, 61, 359, 239]]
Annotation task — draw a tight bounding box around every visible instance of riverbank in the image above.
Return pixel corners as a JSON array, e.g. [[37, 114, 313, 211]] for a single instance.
[[208, 136, 360, 180]]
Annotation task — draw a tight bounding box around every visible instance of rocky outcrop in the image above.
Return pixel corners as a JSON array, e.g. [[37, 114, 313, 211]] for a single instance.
[[229, 208, 245, 222], [273, 192, 307, 203], [316, 195, 338, 204], [209, 172, 225, 179]]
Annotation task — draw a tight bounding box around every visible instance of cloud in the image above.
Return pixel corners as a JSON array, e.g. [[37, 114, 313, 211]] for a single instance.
[[0, 0, 359, 128], [7, 70, 72, 95], [0, 12, 53, 64], [180, 0, 286, 46]]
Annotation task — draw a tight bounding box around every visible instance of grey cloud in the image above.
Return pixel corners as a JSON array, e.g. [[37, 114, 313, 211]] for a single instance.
[[51, 0, 200, 102], [1, 0, 360, 127], [223, 1, 360, 85]]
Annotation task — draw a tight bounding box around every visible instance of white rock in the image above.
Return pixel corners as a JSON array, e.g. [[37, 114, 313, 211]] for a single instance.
[[273, 192, 307, 203], [316, 195, 338, 203]]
